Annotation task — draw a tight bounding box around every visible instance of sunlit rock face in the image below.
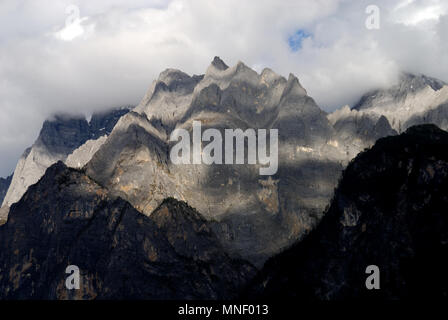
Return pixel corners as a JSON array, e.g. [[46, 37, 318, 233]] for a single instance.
[[351, 73, 448, 132], [326, 72, 448, 164], [0, 162, 255, 299], [86, 57, 346, 265]]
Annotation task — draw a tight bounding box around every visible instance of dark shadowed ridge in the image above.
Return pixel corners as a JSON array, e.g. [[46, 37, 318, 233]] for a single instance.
[[245, 124, 448, 300], [0, 162, 255, 299]]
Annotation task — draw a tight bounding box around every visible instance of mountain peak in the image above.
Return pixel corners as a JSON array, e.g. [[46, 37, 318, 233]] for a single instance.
[[235, 60, 252, 72], [158, 68, 192, 86], [211, 56, 228, 71], [282, 73, 307, 97], [400, 72, 446, 92], [354, 72, 447, 111]]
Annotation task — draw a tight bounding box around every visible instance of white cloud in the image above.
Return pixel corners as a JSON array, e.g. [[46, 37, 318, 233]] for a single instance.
[[0, 0, 447, 176], [54, 17, 93, 41]]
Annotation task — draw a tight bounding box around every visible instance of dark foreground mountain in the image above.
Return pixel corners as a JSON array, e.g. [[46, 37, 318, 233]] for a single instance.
[[246, 124, 448, 300], [0, 162, 255, 299]]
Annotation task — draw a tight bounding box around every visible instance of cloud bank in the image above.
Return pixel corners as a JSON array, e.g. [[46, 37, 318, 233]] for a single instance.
[[0, 0, 447, 176]]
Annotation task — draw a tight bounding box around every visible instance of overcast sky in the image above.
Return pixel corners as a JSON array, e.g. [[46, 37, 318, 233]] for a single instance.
[[0, 0, 447, 176]]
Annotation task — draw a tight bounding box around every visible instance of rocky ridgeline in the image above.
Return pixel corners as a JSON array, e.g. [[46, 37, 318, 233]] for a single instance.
[[1, 107, 130, 211], [342, 73, 448, 133], [85, 57, 351, 265]]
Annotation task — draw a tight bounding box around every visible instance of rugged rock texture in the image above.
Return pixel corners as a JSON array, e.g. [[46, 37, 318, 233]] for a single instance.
[[86, 57, 344, 265], [352, 73, 448, 132], [1, 108, 130, 209], [328, 106, 398, 160], [37, 115, 91, 156], [404, 102, 448, 130], [0, 206, 8, 225], [246, 124, 448, 300], [89, 107, 131, 140], [0, 162, 255, 300], [65, 136, 108, 169], [0, 175, 12, 207]]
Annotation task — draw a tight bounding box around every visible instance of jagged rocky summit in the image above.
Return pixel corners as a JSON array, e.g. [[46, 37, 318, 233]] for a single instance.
[[337, 73, 448, 133], [85, 57, 350, 265]]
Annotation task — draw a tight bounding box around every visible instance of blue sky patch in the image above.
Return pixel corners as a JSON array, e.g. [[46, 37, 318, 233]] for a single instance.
[[288, 30, 312, 51]]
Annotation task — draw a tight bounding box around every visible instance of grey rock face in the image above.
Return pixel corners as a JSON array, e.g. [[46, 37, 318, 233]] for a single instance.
[[1, 107, 131, 209], [354, 73, 446, 111], [65, 136, 108, 169], [328, 106, 398, 160], [0, 162, 255, 299], [333, 113, 396, 143], [86, 58, 343, 265], [404, 102, 448, 131], [0, 207, 8, 225], [36, 115, 91, 156], [89, 106, 134, 139], [211, 56, 229, 71], [351, 73, 448, 132]]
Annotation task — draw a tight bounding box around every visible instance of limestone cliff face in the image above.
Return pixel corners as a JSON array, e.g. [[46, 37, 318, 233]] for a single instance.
[[65, 136, 108, 169], [1, 108, 130, 209], [326, 72, 448, 164], [246, 124, 448, 300], [328, 106, 398, 160], [351, 73, 448, 132], [86, 58, 343, 265], [0, 206, 9, 225], [0, 162, 255, 299]]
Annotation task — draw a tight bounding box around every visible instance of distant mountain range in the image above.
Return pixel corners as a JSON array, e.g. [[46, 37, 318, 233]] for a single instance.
[[1, 58, 448, 299]]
